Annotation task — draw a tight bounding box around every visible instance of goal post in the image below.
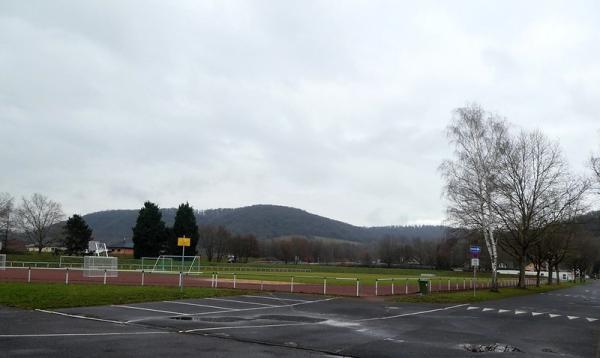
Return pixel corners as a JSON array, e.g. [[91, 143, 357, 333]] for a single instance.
[[144, 255, 201, 273], [83, 256, 118, 277], [59, 256, 85, 268]]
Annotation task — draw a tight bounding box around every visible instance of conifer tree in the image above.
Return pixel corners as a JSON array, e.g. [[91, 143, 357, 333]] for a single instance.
[[132, 201, 166, 258], [63, 214, 92, 255], [170, 202, 199, 255]]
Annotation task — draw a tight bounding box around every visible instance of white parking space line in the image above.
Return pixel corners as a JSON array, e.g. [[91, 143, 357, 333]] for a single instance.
[[36, 309, 126, 325], [242, 295, 309, 303], [358, 304, 467, 322], [163, 301, 231, 310], [113, 305, 185, 315], [204, 297, 280, 307], [125, 297, 338, 323], [0, 331, 171, 338], [183, 322, 310, 333]]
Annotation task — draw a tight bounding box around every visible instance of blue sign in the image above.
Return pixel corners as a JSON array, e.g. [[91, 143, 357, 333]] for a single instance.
[[469, 245, 481, 254]]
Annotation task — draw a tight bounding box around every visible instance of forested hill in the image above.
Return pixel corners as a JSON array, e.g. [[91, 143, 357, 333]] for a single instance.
[[82, 204, 448, 245]]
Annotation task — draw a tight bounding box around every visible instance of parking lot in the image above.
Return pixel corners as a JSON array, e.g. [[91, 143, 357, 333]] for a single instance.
[[1, 282, 599, 357]]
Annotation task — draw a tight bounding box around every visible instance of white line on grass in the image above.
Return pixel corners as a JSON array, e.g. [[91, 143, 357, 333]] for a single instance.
[[0, 331, 171, 338], [35, 309, 125, 325]]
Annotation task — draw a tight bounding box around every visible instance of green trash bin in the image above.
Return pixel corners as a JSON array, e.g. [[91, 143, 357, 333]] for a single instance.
[[418, 279, 430, 295]]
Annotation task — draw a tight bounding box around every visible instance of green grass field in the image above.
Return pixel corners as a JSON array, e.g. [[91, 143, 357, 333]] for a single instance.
[[0, 282, 250, 309], [393, 282, 581, 304], [5, 253, 525, 286]]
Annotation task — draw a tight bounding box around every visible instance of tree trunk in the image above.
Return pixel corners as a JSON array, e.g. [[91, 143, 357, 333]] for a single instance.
[[555, 264, 560, 285], [518, 254, 526, 288], [535, 266, 541, 287], [547, 261, 554, 285]]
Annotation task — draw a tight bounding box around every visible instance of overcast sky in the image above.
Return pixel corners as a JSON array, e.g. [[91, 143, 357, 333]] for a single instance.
[[1, 1, 599, 227]]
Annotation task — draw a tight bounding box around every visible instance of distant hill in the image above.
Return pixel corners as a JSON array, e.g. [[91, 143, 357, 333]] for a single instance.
[[82, 204, 449, 245]]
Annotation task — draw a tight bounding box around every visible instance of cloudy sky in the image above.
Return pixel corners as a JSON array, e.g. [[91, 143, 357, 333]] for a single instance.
[[1, 1, 599, 227]]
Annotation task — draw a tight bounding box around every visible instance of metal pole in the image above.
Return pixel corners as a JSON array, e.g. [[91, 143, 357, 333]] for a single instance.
[[391, 279, 395, 295], [233, 274, 236, 289], [141, 270, 145, 286], [405, 279, 408, 294], [65, 268, 69, 285], [473, 266, 477, 297], [215, 273, 218, 288], [104, 269, 107, 285], [448, 279, 450, 291], [323, 278, 327, 295], [356, 279, 360, 297], [375, 280, 378, 296], [28, 267, 31, 283], [290, 276, 294, 293], [181, 245, 185, 273], [178, 271, 182, 289]]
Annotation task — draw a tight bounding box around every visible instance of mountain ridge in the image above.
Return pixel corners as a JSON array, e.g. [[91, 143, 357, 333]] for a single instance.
[[82, 204, 449, 245]]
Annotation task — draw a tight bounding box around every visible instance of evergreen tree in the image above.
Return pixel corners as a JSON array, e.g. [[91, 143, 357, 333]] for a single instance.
[[170, 202, 199, 255], [132, 201, 166, 259], [63, 214, 92, 255]]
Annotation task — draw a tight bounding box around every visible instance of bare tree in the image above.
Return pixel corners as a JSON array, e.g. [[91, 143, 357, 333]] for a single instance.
[[440, 104, 509, 291], [198, 225, 216, 262], [495, 131, 589, 288], [16, 193, 65, 253], [0, 193, 14, 253]]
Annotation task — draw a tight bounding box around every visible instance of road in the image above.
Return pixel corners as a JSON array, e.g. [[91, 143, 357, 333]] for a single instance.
[[1, 281, 598, 357]]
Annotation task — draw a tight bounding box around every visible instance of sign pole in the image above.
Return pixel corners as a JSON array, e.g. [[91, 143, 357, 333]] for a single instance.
[[473, 264, 476, 297]]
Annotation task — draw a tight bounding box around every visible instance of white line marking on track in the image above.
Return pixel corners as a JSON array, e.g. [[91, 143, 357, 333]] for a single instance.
[[586, 318, 598, 322], [163, 301, 231, 310], [497, 309, 510, 314], [482, 308, 495, 312], [531, 312, 543, 316], [567, 316, 579, 320], [204, 297, 279, 307], [467, 306, 479, 310], [514, 310, 527, 315], [242, 295, 308, 303], [549, 314, 561, 318], [113, 305, 185, 315], [0, 332, 170, 338], [357, 304, 467, 322], [35, 309, 125, 325]]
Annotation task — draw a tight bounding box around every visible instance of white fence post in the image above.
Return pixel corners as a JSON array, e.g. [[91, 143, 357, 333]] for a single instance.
[[375, 280, 378, 296], [405, 279, 408, 294], [141, 270, 145, 286], [290, 276, 294, 293], [323, 278, 327, 295], [233, 274, 237, 289], [356, 279, 360, 297], [65, 268, 69, 285], [28, 267, 31, 283], [104, 269, 107, 285], [391, 279, 395, 295]]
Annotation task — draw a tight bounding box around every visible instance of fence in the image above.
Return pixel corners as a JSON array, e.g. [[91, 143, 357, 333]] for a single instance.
[[0, 266, 537, 297]]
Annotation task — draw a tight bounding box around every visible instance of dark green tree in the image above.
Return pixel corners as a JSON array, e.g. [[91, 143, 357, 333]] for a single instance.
[[170, 202, 199, 255], [62, 214, 92, 255], [132, 201, 167, 259]]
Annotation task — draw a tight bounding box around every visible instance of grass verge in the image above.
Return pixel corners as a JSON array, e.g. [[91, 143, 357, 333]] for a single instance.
[[0, 282, 250, 310], [392, 282, 582, 304]]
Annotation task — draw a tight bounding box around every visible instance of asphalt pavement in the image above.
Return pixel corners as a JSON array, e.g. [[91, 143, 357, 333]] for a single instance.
[[1, 281, 599, 357]]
